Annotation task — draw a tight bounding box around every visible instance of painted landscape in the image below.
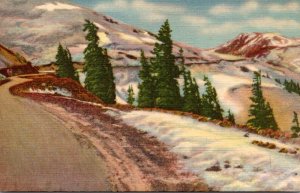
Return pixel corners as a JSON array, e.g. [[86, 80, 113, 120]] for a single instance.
[[1, 0, 300, 191]]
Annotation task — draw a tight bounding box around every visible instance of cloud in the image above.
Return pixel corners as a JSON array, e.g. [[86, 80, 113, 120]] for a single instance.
[[130, 0, 185, 14], [94, 0, 130, 11], [204, 0, 300, 36], [94, 0, 185, 23], [247, 17, 300, 30], [200, 17, 300, 36], [140, 12, 167, 23], [267, 2, 300, 12], [181, 15, 209, 26], [200, 22, 242, 35], [209, 1, 259, 15]]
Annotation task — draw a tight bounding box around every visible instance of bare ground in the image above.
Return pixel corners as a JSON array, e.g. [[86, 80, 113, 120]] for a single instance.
[[38, 100, 210, 191]]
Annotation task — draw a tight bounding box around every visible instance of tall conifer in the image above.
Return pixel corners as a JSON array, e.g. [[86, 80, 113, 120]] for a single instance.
[[291, 112, 300, 137], [55, 44, 78, 81], [138, 51, 155, 108], [201, 76, 223, 120], [103, 49, 116, 104], [83, 20, 116, 104], [247, 71, 278, 130], [182, 66, 201, 114], [151, 20, 181, 110]]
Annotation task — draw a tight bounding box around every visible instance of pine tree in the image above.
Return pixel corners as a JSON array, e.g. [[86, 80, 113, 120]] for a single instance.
[[192, 78, 202, 114], [103, 49, 116, 104], [83, 20, 116, 104], [65, 47, 79, 81], [291, 112, 300, 137], [55, 43, 66, 77], [182, 66, 201, 114], [55, 44, 78, 81], [201, 76, 223, 120], [138, 51, 155, 108], [151, 20, 181, 110], [127, 85, 135, 105], [247, 71, 279, 130], [226, 110, 235, 124]]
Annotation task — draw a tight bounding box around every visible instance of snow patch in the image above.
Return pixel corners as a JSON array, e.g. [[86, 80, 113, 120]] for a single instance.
[[94, 22, 106, 30], [140, 37, 157, 45], [97, 32, 111, 46], [28, 87, 72, 97], [118, 110, 300, 191], [35, 2, 81, 11], [117, 32, 143, 44]]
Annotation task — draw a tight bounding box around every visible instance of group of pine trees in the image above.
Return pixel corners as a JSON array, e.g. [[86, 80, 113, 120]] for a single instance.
[[55, 20, 116, 104], [248, 72, 300, 137], [55, 44, 78, 81], [55, 18, 300, 136], [274, 78, 300, 136], [276, 78, 300, 95], [131, 20, 231, 122]]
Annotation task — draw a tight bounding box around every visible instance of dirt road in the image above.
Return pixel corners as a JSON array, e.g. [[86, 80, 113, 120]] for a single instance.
[[0, 77, 110, 191]]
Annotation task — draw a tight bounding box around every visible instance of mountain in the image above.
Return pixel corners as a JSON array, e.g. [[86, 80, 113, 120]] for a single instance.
[[215, 32, 300, 58], [2, 0, 300, 132], [0, 44, 28, 68], [0, 0, 220, 66], [214, 32, 300, 72]]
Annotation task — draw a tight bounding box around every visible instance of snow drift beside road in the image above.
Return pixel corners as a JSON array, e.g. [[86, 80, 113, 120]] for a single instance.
[[116, 110, 300, 191]]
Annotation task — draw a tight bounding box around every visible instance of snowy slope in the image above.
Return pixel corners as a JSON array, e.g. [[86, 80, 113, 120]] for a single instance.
[[0, 0, 219, 66], [116, 110, 300, 191], [76, 60, 300, 132]]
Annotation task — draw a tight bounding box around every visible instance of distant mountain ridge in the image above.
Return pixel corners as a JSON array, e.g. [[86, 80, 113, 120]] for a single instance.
[[215, 32, 300, 58]]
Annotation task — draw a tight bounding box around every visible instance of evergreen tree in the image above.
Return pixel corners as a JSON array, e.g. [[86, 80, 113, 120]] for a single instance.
[[192, 78, 202, 114], [127, 85, 135, 105], [83, 20, 116, 104], [55, 44, 65, 77], [201, 76, 223, 120], [103, 49, 116, 104], [55, 44, 78, 81], [291, 111, 300, 137], [247, 71, 279, 130], [282, 79, 300, 95], [178, 48, 185, 74], [182, 66, 201, 114], [137, 51, 155, 108], [65, 48, 79, 81], [226, 110, 235, 124], [151, 20, 181, 110]]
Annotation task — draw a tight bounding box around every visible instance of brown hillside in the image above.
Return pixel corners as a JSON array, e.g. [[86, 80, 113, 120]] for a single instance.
[[0, 44, 28, 68]]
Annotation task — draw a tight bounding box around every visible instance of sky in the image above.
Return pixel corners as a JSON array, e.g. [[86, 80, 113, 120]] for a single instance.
[[71, 0, 300, 48]]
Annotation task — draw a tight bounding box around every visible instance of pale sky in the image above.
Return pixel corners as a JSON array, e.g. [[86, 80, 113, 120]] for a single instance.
[[71, 0, 300, 48]]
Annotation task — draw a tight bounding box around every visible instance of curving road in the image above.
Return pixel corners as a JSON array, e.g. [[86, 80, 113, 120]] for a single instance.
[[0, 77, 110, 191]]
